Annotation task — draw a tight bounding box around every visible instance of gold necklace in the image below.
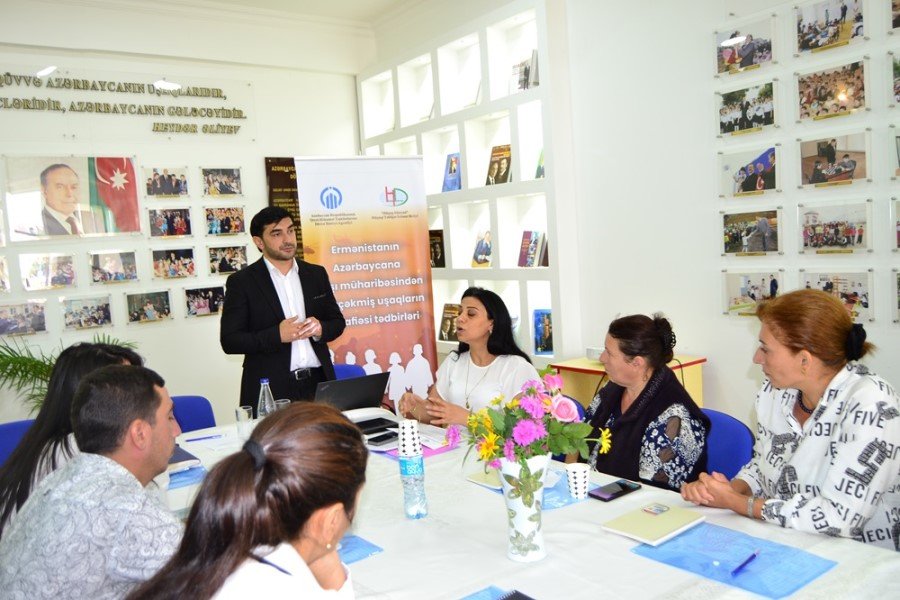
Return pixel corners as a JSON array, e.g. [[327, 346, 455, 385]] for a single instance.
[[464, 355, 494, 409]]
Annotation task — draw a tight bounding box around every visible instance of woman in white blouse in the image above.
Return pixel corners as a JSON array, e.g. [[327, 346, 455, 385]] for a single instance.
[[682, 289, 900, 551], [399, 287, 538, 426], [129, 403, 368, 599]]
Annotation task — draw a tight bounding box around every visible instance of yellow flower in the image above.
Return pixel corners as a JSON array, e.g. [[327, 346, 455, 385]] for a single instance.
[[466, 412, 480, 431], [477, 431, 501, 461], [490, 394, 505, 407], [598, 428, 612, 454], [506, 395, 520, 409]]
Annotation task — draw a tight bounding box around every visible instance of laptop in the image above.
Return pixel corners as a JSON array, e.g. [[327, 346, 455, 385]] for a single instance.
[[315, 372, 390, 412]]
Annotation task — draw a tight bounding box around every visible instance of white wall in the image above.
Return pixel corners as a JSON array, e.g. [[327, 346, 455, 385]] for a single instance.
[[0, 3, 365, 425]]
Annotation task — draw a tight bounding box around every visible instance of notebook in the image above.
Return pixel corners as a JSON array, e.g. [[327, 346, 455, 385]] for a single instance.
[[602, 502, 705, 546], [315, 372, 390, 411], [168, 444, 201, 474]]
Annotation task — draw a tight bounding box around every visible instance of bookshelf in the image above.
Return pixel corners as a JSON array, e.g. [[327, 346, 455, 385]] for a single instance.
[[356, 0, 576, 366]]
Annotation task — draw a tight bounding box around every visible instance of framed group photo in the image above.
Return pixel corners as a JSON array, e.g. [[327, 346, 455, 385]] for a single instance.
[[148, 208, 192, 238], [126, 290, 172, 323], [202, 168, 242, 196], [892, 198, 900, 251], [894, 0, 900, 32], [722, 270, 784, 316], [717, 82, 776, 135], [795, 0, 865, 55], [715, 17, 775, 76], [800, 269, 873, 322], [890, 52, 899, 107], [151, 248, 196, 279], [204, 207, 245, 235], [797, 60, 866, 121], [894, 269, 899, 324], [90, 250, 138, 283], [0, 300, 46, 336], [798, 131, 869, 187], [208, 245, 248, 274], [5, 156, 141, 242], [0, 257, 9, 293], [721, 208, 781, 255], [61, 295, 112, 330], [143, 166, 189, 197], [892, 128, 900, 178], [718, 145, 778, 196], [185, 285, 225, 317], [19, 253, 76, 291], [798, 199, 871, 254]]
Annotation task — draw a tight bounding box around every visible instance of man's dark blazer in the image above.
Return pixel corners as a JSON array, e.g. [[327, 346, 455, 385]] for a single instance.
[[220, 257, 345, 408]]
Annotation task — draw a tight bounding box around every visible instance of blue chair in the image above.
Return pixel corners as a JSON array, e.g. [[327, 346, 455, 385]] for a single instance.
[[334, 363, 366, 380], [0, 419, 35, 468], [172, 395, 216, 433], [703, 408, 754, 479]]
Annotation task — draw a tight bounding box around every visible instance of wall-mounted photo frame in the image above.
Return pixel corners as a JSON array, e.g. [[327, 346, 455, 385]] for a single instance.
[[798, 198, 872, 254], [722, 269, 785, 316], [208, 245, 248, 274], [142, 166, 189, 198], [799, 269, 873, 322], [893, 1, 900, 32], [204, 206, 245, 236], [718, 145, 779, 197], [892, 127, 900, 179], [795, 0, 865, 55], [89, 250, 138, 284], [796, 59, 866, 121], [61, 294, 112, 330], [891, 197, 900, 251], [148, 208, 192, 238], [125, 290, 172, 323], [0, 257, 9, 293], [889, 52, 898, 107], [185, 285, 225, 317], [151, 248, 196, 279], [0, 300, 46, 336], [19, 253, 76, 291], [721, 208, 781, 255], [715, 17, 775, 76], [797, 130, 870, 187], [893, 269, 899, 323], [201, 167, 242, 196], [717, 81, 776, 136], [5, 156, 141, 242]]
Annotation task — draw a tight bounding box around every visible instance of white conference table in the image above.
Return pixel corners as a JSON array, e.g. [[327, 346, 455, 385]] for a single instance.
[[170, 424, 900, 599]]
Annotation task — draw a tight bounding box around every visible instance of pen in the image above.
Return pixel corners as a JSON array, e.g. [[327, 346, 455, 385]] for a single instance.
[[731, 549, 760, 576], [185, 434, 224, 443]]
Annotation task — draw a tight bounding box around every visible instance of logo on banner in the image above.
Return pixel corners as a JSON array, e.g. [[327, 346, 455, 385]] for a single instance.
[[380, 186, 409, 207], [320, 186, 343, 209]]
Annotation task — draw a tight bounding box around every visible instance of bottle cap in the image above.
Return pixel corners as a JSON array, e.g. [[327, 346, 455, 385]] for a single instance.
[[397, 419, 422, 457], [260, 378, 269, 384]]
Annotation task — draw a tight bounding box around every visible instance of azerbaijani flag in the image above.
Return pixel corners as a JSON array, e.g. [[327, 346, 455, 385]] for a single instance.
[[89, 157, 140, 232]]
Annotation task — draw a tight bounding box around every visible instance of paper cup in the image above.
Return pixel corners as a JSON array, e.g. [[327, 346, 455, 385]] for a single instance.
[[235, 405, 253, 440], [275, 399, 291, 411], [397, 419, 422, 456], [565, 463, 590, 499]]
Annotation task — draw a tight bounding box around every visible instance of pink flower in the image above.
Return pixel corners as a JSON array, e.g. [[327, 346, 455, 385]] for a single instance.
[[488, 459, 501, 469], [550, 396, 580, 423], [518, 393, 547, 419], [521, 379, 545, 396], [445, 425, 461, 447], [542, 373, 563, 393], [503, 438, 516, 461], [512, 419, 548, 446]]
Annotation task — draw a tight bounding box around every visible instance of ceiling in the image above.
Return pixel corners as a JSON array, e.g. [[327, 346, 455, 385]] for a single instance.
[[203, 0, 414, 24]]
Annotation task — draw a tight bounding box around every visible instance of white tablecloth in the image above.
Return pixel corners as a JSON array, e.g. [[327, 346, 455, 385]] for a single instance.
[[171, 425, 900, 599]]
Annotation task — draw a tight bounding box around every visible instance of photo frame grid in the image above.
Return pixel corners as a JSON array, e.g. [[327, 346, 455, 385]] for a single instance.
[[797, 197, 873, 254]]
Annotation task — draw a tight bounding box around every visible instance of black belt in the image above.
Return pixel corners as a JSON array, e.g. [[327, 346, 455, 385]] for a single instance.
[[291, 367, 323, 381]]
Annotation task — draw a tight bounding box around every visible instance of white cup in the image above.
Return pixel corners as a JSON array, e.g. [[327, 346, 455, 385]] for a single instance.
[[275, 399, 291, 411], [235, 405, 253, 440], [565, 463, 590, 499]]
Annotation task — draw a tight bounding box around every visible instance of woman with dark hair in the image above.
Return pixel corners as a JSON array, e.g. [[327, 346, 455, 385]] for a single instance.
[[399, 287, 538, 426], [128, 403, 367, 599], [0, 342, 142, 537], [682, 290, 900, 550], [583, 314, 709, 491]]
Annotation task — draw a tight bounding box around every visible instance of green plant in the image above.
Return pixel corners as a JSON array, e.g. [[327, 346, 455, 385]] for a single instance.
[[0, 334, 137, 413]]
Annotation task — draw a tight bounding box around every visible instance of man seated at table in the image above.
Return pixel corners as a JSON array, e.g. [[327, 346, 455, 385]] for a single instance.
[[0, 365, 184, 599]]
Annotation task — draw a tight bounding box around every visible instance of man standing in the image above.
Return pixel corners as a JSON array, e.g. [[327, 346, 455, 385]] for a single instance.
[[0, 365, 183, 599], [39, 163, 105, 235], [220, 206, 345, 407]]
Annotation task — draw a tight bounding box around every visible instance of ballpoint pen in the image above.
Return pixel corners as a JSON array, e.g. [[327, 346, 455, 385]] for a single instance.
[[731, 549, 760, 576], [185, 434, 224, 443]]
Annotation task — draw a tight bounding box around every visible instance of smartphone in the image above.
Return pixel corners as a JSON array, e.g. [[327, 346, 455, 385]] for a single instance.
[[366, 431, 398, 446], [588, 479, 642, 502], [356, 417, 396, 434]]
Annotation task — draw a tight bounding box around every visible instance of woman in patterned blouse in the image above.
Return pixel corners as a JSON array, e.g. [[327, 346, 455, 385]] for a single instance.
[[584, 314, 709, 491]]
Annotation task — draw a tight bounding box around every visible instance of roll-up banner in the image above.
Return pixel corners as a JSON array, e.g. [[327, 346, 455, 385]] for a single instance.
[[295, 157, 437, 408]]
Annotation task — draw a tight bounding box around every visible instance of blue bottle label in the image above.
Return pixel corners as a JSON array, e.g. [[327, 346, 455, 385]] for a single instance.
[[399, 454, 424, 477]]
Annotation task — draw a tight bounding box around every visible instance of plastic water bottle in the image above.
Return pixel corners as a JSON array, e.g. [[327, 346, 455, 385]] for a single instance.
[[257, 378, 276, 419], [399, 453, 428, 519]]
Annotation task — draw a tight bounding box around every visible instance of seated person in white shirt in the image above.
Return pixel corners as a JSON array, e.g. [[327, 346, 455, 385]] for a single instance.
[[399, 287, 539, 426], [129, 403, 367, 600], [0, 365, 184, 598], [682, 290, 900, 551]]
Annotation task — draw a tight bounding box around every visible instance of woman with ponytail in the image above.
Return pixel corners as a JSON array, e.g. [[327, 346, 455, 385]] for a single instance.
[[682, 289, 900, 551], [129, 403, 367, 599], [582, 313, 709, 491]]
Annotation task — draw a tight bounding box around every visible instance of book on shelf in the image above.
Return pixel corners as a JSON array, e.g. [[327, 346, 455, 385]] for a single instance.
[[471, 230, 493, 267], [441, 153, 461, 192], [510, 49, 540, 92], [528, 49, 540, 88], [539, 236, 549, 267], [429, 229, 445, 268], [517, 231, 545, 267], [533, 309, 553, 355], [485, 145, 512, 186], [535, 149, 545, 179], [439, 303, 461, 341]]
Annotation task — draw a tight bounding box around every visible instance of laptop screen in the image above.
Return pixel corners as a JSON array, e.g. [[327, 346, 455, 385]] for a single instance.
[[314, 372, 390, 412]]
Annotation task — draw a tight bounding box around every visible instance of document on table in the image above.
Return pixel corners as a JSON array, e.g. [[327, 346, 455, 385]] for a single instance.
[[632, 523, 836, 598], [338, 534, 382, 565]]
